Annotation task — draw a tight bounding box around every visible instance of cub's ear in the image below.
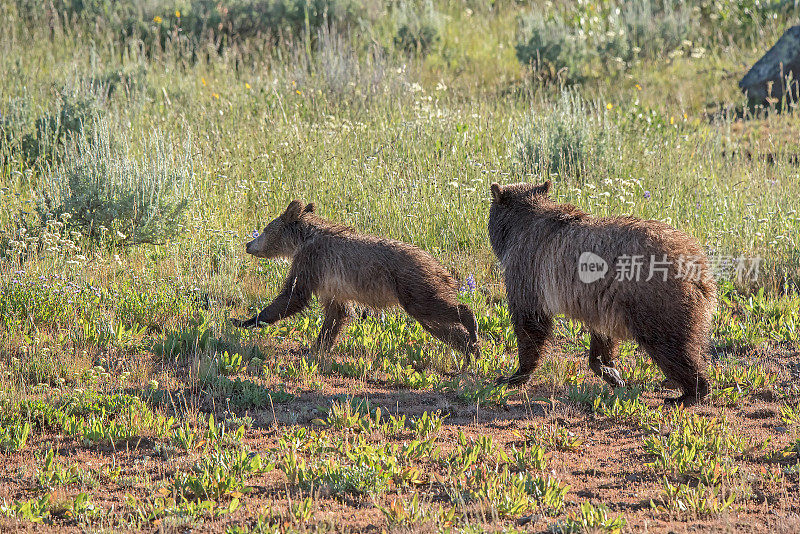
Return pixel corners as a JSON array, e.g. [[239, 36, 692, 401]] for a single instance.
[[490, 182, 503, 202], [282, 200, 304, 221], [303, 202, 316, 214]]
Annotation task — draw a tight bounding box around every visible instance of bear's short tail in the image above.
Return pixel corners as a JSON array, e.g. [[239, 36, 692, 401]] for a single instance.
[[694, 276, 718, 319], [694, 278, 716, 301]]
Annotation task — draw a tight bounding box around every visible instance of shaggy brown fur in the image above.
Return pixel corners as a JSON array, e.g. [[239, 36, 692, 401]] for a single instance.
[[232, 200, 480, 362], [488, 181, 716, 405]]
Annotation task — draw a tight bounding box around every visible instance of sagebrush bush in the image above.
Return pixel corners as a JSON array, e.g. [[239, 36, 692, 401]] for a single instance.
[[515, 12, 589, 82], [10, 0, 367, 53], [36, 119, 192, 246], [393, 0, 441, 56], [0, 89, 102, 166], [694, 0, 800, 46], [513, 91, 608, 178], [618, 0, 695, 59], [0, 98, 38, 164], [516, 0, 699, 82]]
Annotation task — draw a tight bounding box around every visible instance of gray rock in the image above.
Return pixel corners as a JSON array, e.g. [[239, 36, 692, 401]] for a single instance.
[[739, 25, 800, 103]]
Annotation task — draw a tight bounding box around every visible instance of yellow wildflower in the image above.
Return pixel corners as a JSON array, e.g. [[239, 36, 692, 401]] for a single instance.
[[212, 93, 220, 99], [245, 82, 251, 89], [201, 77, 206, 86], [606, 103, 613, 110], [670, 116, 674, 125], [635, 84, 641, 91], [175, 10, 181, 17], [296, 89, 302, 96], [153, 15, 163, 24]]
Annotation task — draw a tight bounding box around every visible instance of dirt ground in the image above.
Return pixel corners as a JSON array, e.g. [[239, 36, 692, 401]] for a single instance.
[[1, 335, 799, 534]]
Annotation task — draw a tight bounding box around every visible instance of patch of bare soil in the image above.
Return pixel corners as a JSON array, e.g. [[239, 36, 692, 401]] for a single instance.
[[1, 341, 799, 533]]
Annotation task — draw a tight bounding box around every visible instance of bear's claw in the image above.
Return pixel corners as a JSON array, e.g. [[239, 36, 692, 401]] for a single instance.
[[601, 366, 626, 388], [495, 371, 531, 387]]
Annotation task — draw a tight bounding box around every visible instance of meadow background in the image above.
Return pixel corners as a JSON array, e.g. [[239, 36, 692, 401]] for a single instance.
[[1, 0, 800, 532]]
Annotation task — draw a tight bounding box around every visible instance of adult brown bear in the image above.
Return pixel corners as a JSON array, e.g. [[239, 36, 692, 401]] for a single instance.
[[488, 181, 716, 405]]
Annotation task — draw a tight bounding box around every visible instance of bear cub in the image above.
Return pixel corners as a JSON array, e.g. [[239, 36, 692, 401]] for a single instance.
[[233, 200, 480, 363]]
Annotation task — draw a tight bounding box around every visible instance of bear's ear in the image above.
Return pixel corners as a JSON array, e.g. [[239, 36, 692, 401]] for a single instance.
[[282, 200, 304, 221], [303, 202, 316, 214], [490, 182, 503, 202], [534, 180, 552, 196]]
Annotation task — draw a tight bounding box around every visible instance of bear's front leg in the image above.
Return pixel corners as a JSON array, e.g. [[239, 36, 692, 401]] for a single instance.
[[496, 314, 553, 386], [588, 332, 626, 388], [231, 264, 315, 328], [231, 314, 260, 328], [313, 300, 354, 353]]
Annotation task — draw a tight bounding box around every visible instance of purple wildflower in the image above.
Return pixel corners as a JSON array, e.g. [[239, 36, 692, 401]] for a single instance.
[[466, 274, 476, 292], [643, 190, 651, 199], [460, 274, 477, 293]]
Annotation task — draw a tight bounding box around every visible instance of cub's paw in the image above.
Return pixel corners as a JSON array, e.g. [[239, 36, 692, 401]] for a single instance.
[[495, 371, 531, 387]]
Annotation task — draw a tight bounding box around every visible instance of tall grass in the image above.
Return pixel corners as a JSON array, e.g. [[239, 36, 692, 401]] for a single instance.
[[0, 0, 798, 304]]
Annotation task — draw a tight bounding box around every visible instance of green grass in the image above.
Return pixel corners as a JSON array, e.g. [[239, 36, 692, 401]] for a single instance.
[[0, 0, 799, 531]]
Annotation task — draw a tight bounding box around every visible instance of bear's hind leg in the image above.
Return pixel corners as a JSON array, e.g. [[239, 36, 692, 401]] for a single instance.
[[403, 297, 478, 365], [639, 337, 709, 406], [588, 332, 625, 388]]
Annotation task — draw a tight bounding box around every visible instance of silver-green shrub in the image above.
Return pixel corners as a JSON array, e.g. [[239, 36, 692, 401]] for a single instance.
[[516, 1, 698, 82], [36, 119, 192, 246], [0, 88, 102, 166], [393, 0, 442, 56], [515, 12, 589, 82], [618, 0, 695, 59], [513, 90, 609, 178]]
